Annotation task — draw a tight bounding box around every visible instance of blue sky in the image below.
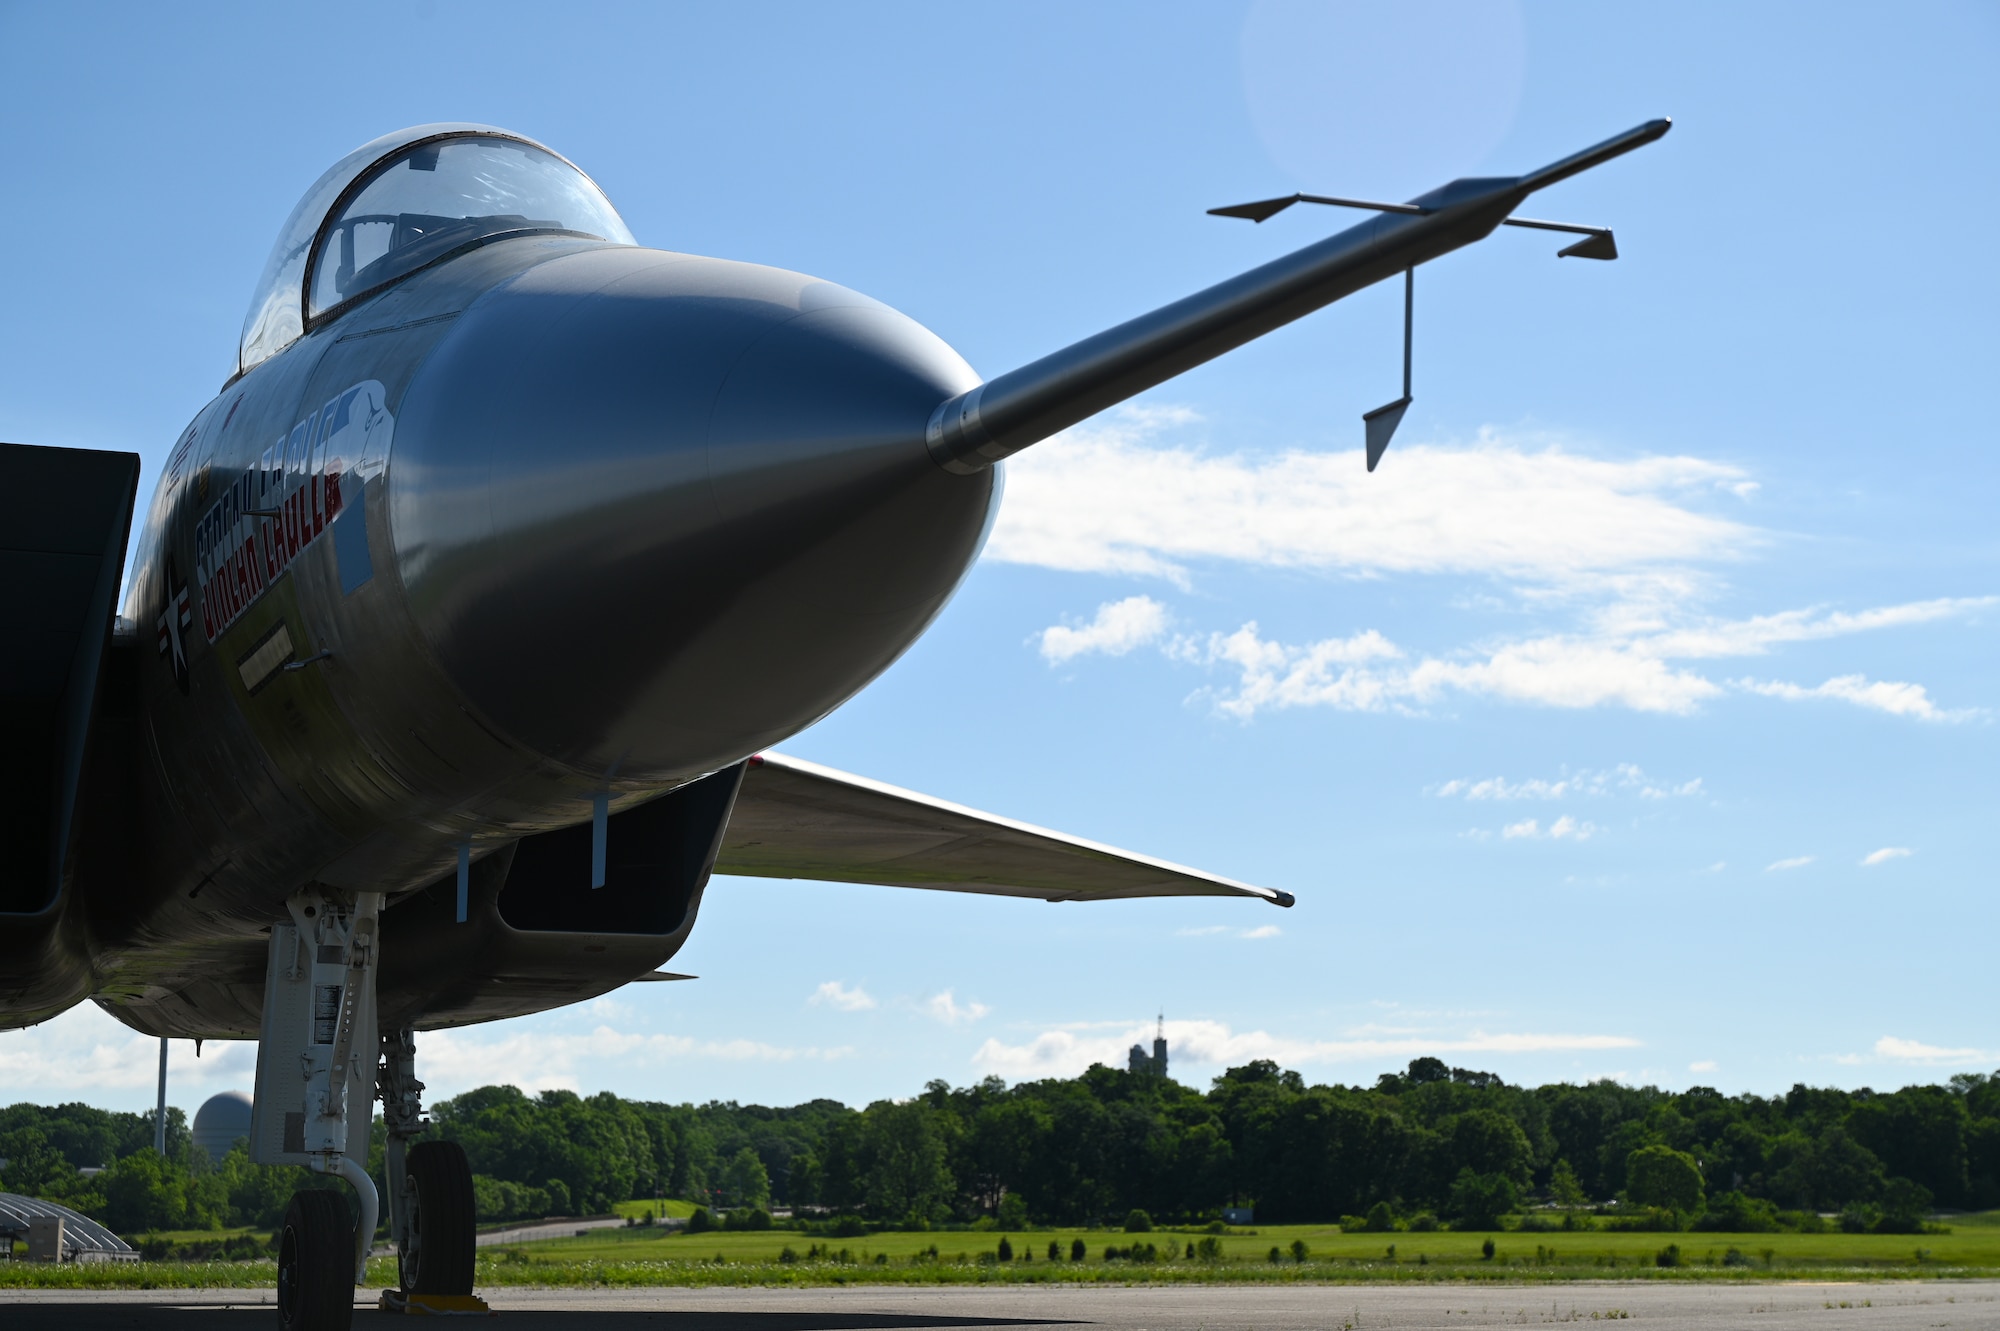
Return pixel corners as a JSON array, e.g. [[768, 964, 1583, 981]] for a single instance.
[[2, 1, 1995, 1113]]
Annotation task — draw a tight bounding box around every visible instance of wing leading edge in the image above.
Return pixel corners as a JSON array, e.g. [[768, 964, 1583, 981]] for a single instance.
[[713, 753, 1292, 908]]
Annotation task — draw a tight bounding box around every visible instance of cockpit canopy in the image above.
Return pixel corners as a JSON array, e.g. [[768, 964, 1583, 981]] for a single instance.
[[238, 124, 634, 379]]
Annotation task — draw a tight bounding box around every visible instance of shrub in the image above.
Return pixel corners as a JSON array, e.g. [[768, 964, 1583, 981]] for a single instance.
[[1407, 1212, 1439, 1232], [1875, 1177, 1933, 1234], [997, 1193, 1029, 1230], [1124, 1208, 1153, 1232], [1722, 1247, 1750, 1267], [1267, 1246, 1283, 1263], [1048, 1240, 1062, 1261], [1481, 1237, 1496, 1260], [1290, 1238, 1309, 1263], [1449, 1169, 1520, 1230], [1626, 1145, 1704, 1217], [1195, 1235, 1224, 1261], [1838, 1202, 1880, 1234], [996, 1236, 1013, 1262], [1604, 1206, 1683, 1232], [723, 1207, 773, 1231], [778, 1246, 799, 1264], [686, 1206, 713, 1234], [1655, 1243, 1682, 1268], [1692, 1191, 1781, 1233], [1364, 1201, 1397, 1232], [1549, 1158, 1589, 1209], [832, 1214, 868, 1237], [1070, 1237, 1087, 1262]]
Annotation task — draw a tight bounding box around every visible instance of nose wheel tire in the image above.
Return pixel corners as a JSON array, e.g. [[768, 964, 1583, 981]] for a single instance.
[[401, 1139, 476, 1295], [278, 1190, 355, 1331]]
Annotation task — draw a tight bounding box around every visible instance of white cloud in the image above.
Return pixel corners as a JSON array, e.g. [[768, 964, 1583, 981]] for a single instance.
[[1171, 597, 1992, 722], [1038, 595, 1170, 664], [925, 990, 991, 1025], [808, 980, 876, 1011], [1874, 1036, 1990, 1064], [1656, 599, 1993, 660], [997, 405, 1991, 725], [1500, 815, 1597, 841], [1861, 847, 1913, 867], [1689, 1060, 1719, 1073], [1435, 765, 1702, 801], [1765, 856, 1814, 872], [0, 1007, 841, 1107], [0, 1006, 258, 1107], [989, 413, 1757, 587], [1240, 925, 1283, 939], [417, 1025, 851, 1096], [1737, 674, 1979, 723], [970, 1017, 1639, 1080]]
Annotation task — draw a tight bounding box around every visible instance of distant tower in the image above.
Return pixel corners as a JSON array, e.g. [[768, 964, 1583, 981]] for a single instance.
[[1128, 1014, 1169, 1077], [192, 1090, 254, 1164]]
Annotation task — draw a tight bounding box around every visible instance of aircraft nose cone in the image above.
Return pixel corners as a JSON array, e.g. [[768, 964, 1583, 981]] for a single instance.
[[388, 247, 990, 779]]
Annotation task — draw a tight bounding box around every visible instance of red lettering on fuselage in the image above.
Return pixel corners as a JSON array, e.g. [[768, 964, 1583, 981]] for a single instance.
[[191, 380, 383, 645]]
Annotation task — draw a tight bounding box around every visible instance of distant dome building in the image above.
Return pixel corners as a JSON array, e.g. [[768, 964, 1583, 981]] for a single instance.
[[192, 1091, 254, 1164]]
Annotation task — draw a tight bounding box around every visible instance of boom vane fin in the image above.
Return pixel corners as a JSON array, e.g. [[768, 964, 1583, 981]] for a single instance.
[[925, 119, 1669, 475]]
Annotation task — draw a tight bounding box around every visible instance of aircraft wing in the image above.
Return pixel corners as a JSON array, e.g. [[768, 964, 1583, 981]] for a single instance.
[[712, 752, 1291, 907]]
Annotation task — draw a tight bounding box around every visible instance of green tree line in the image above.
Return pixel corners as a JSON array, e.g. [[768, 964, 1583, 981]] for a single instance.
[[7, 1057, 1999, 1235]]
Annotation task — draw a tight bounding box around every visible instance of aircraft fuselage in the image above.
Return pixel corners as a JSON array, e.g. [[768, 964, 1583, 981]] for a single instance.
[[89, 236, 995, 1035]]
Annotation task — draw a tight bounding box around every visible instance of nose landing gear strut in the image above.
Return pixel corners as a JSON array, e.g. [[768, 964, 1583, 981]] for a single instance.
[[378, 1028, 484, 1315], [252, 893, 484, 1328]]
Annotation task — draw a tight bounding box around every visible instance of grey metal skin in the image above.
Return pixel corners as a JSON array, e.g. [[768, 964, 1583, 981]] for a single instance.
[[69, 119, 1663, 1040]]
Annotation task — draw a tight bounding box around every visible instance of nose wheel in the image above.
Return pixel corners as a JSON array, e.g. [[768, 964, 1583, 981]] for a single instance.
[[278, 1191, 356, 1331], [400, 1139, 477, 1296], [377, 1033, 488, 1315]]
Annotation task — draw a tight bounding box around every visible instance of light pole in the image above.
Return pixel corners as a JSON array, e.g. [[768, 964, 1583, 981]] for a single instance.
[[154, 1038, 168, 1155]]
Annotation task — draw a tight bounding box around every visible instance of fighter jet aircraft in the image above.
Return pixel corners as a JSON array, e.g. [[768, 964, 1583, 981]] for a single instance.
[[0, 119, 1666, 1326]]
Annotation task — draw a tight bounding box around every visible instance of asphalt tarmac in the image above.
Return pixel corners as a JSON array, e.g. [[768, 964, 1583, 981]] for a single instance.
[[5, 1282, 1998, 1330]]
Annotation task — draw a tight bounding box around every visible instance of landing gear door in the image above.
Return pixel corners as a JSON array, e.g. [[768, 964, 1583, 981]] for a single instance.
[[249, 921, 375, 1165]]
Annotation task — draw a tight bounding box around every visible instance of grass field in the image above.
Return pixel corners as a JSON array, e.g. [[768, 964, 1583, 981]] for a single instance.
[[608, 1199, 699, 1221], [8, 1215, 1998, 1289], [490, 1216, 2000, 1275]]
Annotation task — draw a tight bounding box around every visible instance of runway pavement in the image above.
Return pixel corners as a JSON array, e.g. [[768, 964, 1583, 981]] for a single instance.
[[5, 1281, 1998, 1330]]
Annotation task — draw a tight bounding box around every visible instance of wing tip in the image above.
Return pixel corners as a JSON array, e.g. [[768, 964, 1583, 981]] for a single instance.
[[1268, 889, 1296, 909]]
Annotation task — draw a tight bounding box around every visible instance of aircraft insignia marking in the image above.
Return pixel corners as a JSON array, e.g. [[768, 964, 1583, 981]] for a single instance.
[[155, 554, 193, 694]]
